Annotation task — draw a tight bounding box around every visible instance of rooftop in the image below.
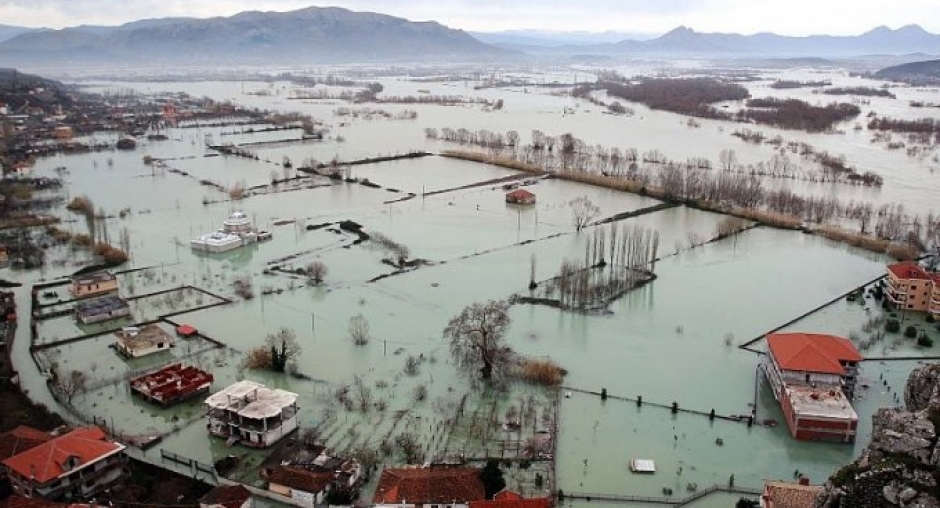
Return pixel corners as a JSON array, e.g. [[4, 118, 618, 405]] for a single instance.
[[470, 491, 551, 508], [374, 467, 486, 505], [786, 385, 857, 421], [766, 333, 862, 376], [268, 465, 334, 494], [887, 262, 931, 281], [1, 426, 126, 484], [71, 271, 115, 285], [0, 425, 53, 462], [205, 380, 298, 419], [130, 363, 213, 400], [199, 485, 252, 508], [506, 189, 535, 199], [763, 481, 822, 508], [115, 324, 173, 351], [75, 295, 129, 316]]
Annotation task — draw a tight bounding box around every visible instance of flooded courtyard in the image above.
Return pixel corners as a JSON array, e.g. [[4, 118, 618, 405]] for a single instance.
[[6, 65, 940, 506]]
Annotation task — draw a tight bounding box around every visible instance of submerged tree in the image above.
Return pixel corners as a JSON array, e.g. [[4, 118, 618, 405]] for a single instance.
[[444, 300, 512, 380], [265, 327, 302, 372], [569, 196, 599, 232], [479, 460, 507, 499], [348, 313, 370, 346]]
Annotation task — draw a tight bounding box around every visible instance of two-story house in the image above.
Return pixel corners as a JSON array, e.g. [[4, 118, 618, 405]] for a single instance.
[[1, 426, 126, 501], [886, 262, 940, 317]]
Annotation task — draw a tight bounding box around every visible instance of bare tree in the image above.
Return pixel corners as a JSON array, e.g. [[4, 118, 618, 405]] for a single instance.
[[444, 300, 512, 380], [348, 314, 370, 346], [307, 261, 328, 285], [264, 328, 302, 372], [353, 375, 372, 412], [394, 432, 422, 464], [569, 196, 600, 232], [57, 370, 87, 403], [718, 148, 738, 171]]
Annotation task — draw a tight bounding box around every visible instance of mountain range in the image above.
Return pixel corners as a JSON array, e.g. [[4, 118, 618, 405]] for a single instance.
[[0, 7, 938, 67], [0, 7, 508, 66]]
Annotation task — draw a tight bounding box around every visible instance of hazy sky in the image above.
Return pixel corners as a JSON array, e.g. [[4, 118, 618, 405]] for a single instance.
[[2, 0, 938, 35]]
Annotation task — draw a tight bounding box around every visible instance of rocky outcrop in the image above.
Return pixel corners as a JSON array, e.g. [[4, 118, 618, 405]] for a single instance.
[[816, 364, 940, 508]]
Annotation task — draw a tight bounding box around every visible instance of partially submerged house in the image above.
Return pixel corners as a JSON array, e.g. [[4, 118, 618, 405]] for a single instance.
[[74, 296, 130, 324], [68, 271, 118, 299], [114, 324, 174, 358], [885, 262, 940, 317], [260, 440, 363, 506], [191, 211, 272, 253], [1, 426, 126, 501], [505, 188, 536, 205], [130, 363, 213, 406], [205, 380, 299, 448], [373, 467, 486, 508], [763, 332, 862, 442]]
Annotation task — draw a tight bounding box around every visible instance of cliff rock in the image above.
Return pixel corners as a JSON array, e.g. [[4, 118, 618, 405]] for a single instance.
[[816, 364, 940, 508]]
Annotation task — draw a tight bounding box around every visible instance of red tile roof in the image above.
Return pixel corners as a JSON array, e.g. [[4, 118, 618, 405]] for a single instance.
[[200, 485, 252, 508], [766, 333, 862, 375], [0, 425, 53, 462], [269, 466, 334, 495], [0, 495, 100, 508], [887, 262, 931, 281], [176, 324, 198, 337], [1, 426, 125, 485], [375, 467, 486, 505], [470, 491, 551, 508]]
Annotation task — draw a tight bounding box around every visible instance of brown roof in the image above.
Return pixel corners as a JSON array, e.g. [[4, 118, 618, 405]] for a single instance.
[[200, 485, 252, 508], [764, 481, 822, 508], [887, 262, 931, 281], [0, 425, 53, 462], [269, 466, 334, 495], [1, 426, 125, 485], [375, 467, 486, 505], [470, 491, 551, 508], [0, 496, 100, 508]]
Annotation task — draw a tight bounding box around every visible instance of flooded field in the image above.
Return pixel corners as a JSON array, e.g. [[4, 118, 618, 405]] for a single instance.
[[7, 65, 940, 505]]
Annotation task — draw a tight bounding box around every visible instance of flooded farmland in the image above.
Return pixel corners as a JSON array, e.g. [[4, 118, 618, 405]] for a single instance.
[[7, 65, 940, 506]]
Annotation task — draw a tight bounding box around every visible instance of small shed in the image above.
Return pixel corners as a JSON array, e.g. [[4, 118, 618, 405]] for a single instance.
[[506, 188, 536, 205], [629, 458, 656, 474], [176, 324, 199, 338]]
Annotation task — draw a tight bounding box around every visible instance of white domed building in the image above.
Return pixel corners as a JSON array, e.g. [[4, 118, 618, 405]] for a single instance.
[[191, 211, 272, 253]]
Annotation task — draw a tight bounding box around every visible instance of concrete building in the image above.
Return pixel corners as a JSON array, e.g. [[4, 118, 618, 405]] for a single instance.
[[191, 211, 272, 253], [763, 333, 862, 443], [205, 380, 298, 448], [68, 272, 118, 299], [130, 363, 213, 406], [1, 427, 126, 501], [885, 262, 940, 317], [74, 296, 130, 324], [114, 324, 174, 358]]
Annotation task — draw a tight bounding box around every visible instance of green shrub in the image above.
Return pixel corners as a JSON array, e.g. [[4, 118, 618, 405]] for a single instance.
[[905, 325, 918, 338], [918, 333, 934, 348], [885, 319, 901, 333]]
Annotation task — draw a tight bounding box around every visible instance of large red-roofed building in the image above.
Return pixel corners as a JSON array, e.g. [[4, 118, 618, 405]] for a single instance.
[[1, 426, 126, 501], [763, 333, 862, 443], [470, 491, 551, 508]]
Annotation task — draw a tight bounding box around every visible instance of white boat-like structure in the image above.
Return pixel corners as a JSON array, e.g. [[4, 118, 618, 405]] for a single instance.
[[191, 211, 272, 253]]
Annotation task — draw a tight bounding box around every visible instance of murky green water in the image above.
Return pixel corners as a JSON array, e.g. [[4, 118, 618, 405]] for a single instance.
[[7, 69, 939, 503]]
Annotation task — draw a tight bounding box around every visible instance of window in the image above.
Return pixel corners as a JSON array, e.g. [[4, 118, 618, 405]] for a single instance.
[[157, 342, 165, 349]]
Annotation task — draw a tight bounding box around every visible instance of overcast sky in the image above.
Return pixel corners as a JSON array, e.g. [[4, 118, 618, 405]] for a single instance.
[[2, 0, 938, 35]]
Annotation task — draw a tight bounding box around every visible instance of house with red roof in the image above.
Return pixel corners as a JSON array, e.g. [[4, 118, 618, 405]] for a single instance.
[[373, 467, 486, 508], [0, 426, 53, 465], [469, 490, 551, 508], [885, 262, 940, 317], [1, 426, 127, 501], [763, 333, 862, 443], [505, 189, 536, 205]]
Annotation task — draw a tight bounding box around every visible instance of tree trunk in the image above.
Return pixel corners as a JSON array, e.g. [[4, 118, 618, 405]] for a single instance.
[[481, 359, 492, 379]]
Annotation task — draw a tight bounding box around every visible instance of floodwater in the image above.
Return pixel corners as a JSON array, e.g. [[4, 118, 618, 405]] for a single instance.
[[7, 66, 940, 504]]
